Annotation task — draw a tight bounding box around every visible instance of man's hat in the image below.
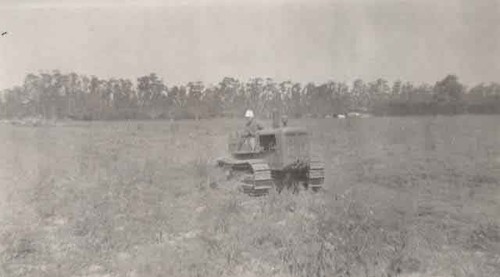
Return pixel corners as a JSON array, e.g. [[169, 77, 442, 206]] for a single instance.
[[245, 110, 254, 118]]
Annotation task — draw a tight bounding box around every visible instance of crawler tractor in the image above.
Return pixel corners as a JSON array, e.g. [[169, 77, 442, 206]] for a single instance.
[[215, 112, 324, 195]]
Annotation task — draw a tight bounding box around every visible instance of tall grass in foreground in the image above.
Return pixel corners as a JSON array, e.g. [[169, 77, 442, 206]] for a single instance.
[[0, 117, 499, 277]]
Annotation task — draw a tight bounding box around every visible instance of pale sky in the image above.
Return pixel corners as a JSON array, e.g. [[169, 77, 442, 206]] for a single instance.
[[0, 0, 499, 89]]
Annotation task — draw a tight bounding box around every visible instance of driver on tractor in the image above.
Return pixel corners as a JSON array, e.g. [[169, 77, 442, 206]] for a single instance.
[[238, 109, 263, 151]]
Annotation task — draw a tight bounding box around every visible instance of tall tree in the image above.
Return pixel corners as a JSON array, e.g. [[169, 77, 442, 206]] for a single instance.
[[246, 78, 265, 116], [351, 79, 368, 111], [186, 81, 204, 120], [433, 74, 466, 114], [137, 73, 167, 119], [218, 77, 243, 117]]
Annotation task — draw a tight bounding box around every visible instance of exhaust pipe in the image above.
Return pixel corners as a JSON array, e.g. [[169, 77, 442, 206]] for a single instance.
[[272, 109, 280, 128]]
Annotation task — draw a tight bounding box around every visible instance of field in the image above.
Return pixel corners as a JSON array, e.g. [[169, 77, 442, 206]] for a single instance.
[[0, 116, 499, 277]]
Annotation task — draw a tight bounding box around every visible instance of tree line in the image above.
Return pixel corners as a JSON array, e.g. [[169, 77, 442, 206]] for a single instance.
[[1, 71, 499, 120]]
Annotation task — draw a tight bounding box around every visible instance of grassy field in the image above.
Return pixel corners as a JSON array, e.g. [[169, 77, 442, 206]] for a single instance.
[[0, 116, 499, 277]]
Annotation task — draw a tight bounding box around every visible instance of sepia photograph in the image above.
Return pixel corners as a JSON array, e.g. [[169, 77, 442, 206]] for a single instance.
[[0, 0, 499, 276]]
